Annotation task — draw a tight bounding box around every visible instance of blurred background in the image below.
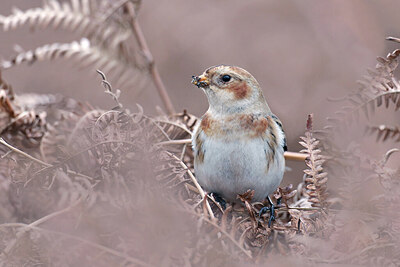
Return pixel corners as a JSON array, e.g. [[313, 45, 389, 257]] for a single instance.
[[0, 0, 399, 181]]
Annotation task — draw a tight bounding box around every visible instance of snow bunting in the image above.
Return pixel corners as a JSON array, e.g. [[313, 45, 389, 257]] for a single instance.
[[191, 65, 287, 203]]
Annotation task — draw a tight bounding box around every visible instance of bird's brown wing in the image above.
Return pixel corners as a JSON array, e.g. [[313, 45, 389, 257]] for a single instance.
[[270, 114, 287, 152]]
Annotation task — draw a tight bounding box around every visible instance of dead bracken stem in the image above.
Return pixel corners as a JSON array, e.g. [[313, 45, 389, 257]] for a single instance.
[[0, 137, 95, 182], [157, 138, 192, 145], [125, 2, 176, 115], [284, 151, 308, 161], [167, 152, 216, 221], [0, 137, 51, 167]]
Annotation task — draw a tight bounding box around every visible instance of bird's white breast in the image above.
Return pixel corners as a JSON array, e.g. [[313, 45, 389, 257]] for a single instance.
[[193, 129, 285, 202]]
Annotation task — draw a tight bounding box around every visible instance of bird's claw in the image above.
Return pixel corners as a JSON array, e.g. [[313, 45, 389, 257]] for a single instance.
[[211, 192, 226, 210], [258, 206, 270, 216], [259, 197, 276, 227]]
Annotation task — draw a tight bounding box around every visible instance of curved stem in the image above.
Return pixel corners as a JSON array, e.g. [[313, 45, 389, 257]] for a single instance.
[[125, 2, 175, 115]]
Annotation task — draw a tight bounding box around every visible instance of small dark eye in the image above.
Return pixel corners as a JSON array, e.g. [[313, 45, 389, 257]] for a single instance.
[[221, 75, 231, 82]]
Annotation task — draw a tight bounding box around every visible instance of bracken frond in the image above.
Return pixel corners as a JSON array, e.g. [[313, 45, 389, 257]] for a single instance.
[[326, 48, 400, 128], [366, 124, 400, 142], [299, 114, 328, 208], [0, 0, 95, 32], [0, 0, 148, 91], [1, 38, 147, 89]]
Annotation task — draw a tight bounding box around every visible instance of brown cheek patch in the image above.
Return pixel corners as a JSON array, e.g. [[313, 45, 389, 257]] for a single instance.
[[228, 81, 249, 99]]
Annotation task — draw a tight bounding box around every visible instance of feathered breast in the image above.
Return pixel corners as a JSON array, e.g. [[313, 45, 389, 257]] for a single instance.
[[198, 113, 272, 139], [193, 112, 285, 163]]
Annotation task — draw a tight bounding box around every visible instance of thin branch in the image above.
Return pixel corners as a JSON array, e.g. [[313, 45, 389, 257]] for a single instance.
[[284, 151, 308, 161], [284, 206, 321, 211], [125, 2, 175, 115], [0, 138, 95, 182], [0, 112, 30, 135], [179, 143, 187, 160], [0, 137, 51, 167], [157, 139, 192, 146], [154, 120, 193, 135], [166, 151, 215, 221]]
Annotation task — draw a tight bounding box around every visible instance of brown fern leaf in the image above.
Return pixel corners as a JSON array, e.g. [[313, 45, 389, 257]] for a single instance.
[[326, 47, 400, 128], [0, 70, 14, 100], [299, 114, 328, 208], [366, 124, 400, 142], [0, 0, 138, 60], [0, 72, 17, 122], [1, 38, 147, 89], [0, 73, 52, 149], [0, 0, 138, 34], [0, 0, 94, 32], [0, 1, 147, 90]]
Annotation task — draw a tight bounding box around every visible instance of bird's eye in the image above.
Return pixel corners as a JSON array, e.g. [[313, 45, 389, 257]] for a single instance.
[[221, 75, 231, 82]]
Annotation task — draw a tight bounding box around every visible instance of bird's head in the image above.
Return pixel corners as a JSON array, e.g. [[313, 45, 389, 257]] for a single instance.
[[191, 65, 269, 114]]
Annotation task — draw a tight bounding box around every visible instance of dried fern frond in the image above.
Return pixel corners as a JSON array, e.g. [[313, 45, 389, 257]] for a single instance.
[[0, 0, 139, 33], [0, 1, 148, 90], [333, 148, 400, 265], [366, 124, 400, 142], [0, 74, 51, 148], [299, 114, 328, 208], [2, 38, 147, 88], [0, 0, 94, 32], [0, 0, 138, 60], [326, 48, 400, 128], [0, 81, 332, 264], [0, 0, 175, 114], [358, 49, 400, 95]]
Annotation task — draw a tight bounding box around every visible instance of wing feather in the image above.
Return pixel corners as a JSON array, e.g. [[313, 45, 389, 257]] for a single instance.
[[270, 114, 287, 152]]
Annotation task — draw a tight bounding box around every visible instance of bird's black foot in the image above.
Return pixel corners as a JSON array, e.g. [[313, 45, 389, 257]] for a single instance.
[[276, 196, 282, 206], [259, 196, 276, 227], [211, 192, 226, 210]]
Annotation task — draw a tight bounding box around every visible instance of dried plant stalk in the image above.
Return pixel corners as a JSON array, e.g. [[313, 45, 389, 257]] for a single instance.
[[300, 114, 328, 208], [124, 2, 175, 114]]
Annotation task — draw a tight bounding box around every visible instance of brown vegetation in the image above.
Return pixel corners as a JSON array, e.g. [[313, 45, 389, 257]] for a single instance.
[[0, 1, 399, 266]]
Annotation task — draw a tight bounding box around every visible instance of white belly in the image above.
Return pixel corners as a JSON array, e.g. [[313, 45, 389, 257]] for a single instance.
[[194, 136, 285, 202]]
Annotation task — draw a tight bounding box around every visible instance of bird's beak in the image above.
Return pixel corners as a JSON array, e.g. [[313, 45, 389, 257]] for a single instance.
[[191, 74, 210, 88]]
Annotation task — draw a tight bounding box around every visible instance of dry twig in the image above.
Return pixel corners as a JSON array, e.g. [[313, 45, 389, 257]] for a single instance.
[[124, 2, 175, 115]]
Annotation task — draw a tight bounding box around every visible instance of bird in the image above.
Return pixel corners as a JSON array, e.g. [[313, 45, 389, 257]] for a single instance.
[[191, 65, 287, 210]]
